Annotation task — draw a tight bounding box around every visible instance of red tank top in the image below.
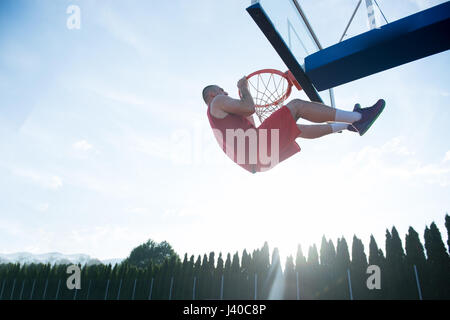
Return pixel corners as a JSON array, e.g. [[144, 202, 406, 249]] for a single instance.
[[207, 105, 257, 173]]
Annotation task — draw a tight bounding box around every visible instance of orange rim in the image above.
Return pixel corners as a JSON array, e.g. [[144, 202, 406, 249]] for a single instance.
[[241, 69, 302, 108]]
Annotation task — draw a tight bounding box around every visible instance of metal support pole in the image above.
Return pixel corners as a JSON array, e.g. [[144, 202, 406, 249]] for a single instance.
[[0, 280, 5, 300], [104, 279, 110, 300], [413, 265, 423, 300], [148, 278, 154, 300], [86, 279, 91, 300], [19, 280, 25, 300], [117, 279, 123, 300], [192, 276, 196, 300], [169, 277, 174, 300], [329, 88, 336, 108], [220, 275, 224, 300], [365, 0, 377, 29], [340, 0, 363, 42], [42, 279, 48, 300], [132, 278, 137, 300], [254, 274, 258, 300], [296, 271, 300, 300], [347, 269, 353, 300], [292, 0, 323, 49], [30, 279, 36, 300], [55, 279, 61, 300], [10, 279, 16, 300]]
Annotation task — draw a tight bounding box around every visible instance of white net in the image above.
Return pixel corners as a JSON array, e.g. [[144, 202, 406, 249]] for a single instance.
[[247, 71, 291, 123]]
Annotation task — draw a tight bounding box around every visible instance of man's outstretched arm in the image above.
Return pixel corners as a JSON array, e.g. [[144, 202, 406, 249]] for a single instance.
[[246, 114, 255, 126], [211, 77, 255, 117]]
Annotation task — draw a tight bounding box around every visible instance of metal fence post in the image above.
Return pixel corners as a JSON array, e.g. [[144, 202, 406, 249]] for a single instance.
[[116, 279, 123, 300], [10, 279, 16, 300], [413, 265, 423, 300], [220, 275, 224, 300], [55, 279, 61, 300], [86, 279, 91, 300], [104, 279, 110, 300], [42, 279, 48, 300], [254, 274, 257, 300], [192, 276, 196, 300], [30, 279, 36, 300], [148, 278, 154, 300], [347, 269, 353, 300], [19, 279, 25, 300], [0, 280, 5, 300], [169, 277, 174, 300], [132, 278, 137, 300]]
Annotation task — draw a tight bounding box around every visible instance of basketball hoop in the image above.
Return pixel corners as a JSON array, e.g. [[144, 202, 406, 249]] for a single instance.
[[240, 69, 302, 123]]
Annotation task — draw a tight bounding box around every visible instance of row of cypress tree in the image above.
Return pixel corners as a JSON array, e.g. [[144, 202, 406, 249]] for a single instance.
[[0, 215, 449, 300]]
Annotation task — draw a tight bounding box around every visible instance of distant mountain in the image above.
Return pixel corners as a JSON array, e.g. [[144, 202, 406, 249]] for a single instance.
[[101, 258, 125, 266], [0, 252, 124, 266]]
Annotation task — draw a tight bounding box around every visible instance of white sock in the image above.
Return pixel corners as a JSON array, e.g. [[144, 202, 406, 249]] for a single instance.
[[330, 123, 349, 133], [335, 109, 361, 123]]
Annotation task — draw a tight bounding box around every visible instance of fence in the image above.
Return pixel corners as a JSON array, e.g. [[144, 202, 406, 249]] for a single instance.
[[0, 265, 425, 300]]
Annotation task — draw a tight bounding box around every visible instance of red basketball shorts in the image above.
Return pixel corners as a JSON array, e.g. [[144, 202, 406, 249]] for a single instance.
[[251, 105, 301, 173]]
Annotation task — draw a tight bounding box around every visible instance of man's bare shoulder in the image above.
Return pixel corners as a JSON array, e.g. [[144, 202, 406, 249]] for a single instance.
[[210, 95, 230, 119]]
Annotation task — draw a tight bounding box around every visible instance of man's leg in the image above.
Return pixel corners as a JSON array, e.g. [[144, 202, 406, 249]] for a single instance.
[[286, 99, 361, 123], [297, 123, 348, 139]]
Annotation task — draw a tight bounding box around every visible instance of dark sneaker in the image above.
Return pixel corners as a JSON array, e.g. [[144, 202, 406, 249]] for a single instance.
[[350, 99, 386, 136], [347, 103, 361, 132]]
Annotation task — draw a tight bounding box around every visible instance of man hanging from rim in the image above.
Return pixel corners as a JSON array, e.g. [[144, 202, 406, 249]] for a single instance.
[[203, 76, 385, 173]]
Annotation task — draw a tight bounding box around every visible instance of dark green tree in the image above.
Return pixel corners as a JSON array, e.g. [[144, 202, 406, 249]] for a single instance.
[[368, 235, 385, 266], [214, 253, 224, 300], [241, 249, 252, 299], [295, 244, 307, 272], [198, 254, 209, 299], [404, 227, 426, 299], [258, 242, 271, 299], [304, 244, 319, 299], [223, 253, 232, 299], [124, 239, 178, 268], [445, 214, 450, 253], [424, 222, 450, 299], [320, 236, 335, 267], [335, 237, 350, 299], [405, 227, 426, 268], [266, 248, 283, 300], [294, 244, 307, 299], [230, 252, 240, 299], [350, 235, 368, 299], [318, 237, 335, 299], [284, 255, 296, 299], [385, 227, 412, 299]]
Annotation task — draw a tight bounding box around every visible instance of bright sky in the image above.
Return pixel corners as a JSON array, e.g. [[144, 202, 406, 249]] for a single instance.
[[0, 0, 449, 264]]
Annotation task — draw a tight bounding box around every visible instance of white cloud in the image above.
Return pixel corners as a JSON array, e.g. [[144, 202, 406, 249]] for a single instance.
[[73, 140, 93, 152], [340, 137, 450, 186], [381, 137, 415, 156], [91, 87, 145, 106], [97, 5, 150, 57], [12, 167, 63, 190], [0, 219, 23, 237], [37, 203, 49, 212], [407, 0, 443, 10], [66, 225, 143, 259], [444, 151, 450, 162]]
